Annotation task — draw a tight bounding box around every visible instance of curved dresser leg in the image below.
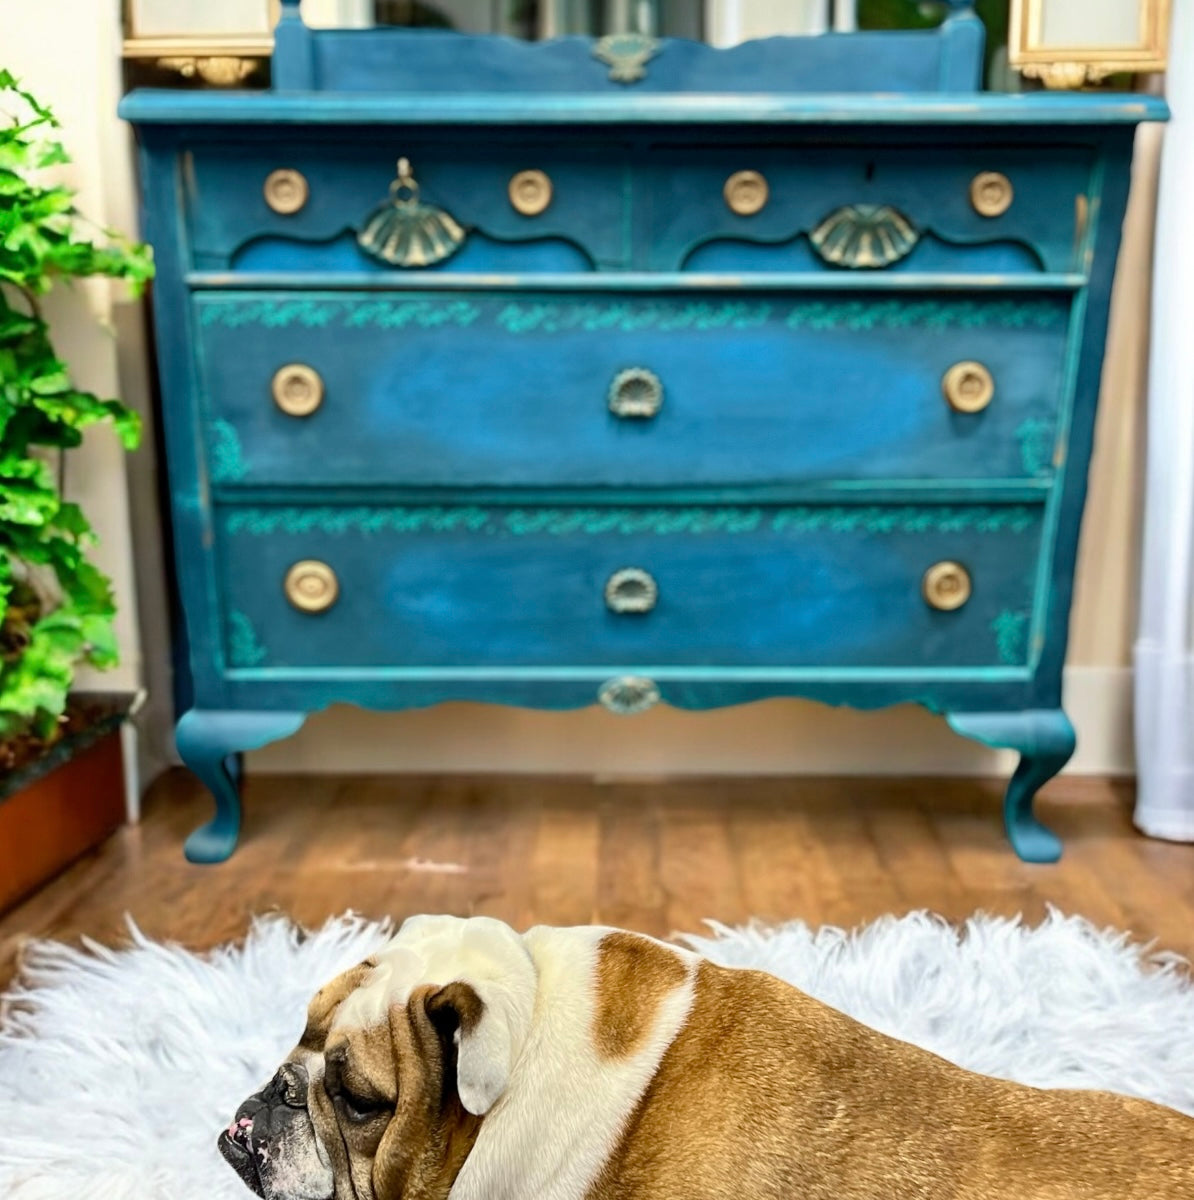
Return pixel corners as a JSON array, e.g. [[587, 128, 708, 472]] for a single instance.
[[945, 709, 1076, 864], [175, 710, 306, 864]]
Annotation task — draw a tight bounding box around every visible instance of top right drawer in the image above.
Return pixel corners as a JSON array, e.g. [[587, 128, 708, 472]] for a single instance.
[[643, 144, 1094, 276]]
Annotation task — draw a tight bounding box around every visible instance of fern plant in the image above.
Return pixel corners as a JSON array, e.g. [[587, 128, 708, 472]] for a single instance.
[[0, 71, 153, 743]]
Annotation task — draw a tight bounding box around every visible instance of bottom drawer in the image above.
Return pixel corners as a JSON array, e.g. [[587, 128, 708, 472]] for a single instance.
[[215, 503, 1044, 673]]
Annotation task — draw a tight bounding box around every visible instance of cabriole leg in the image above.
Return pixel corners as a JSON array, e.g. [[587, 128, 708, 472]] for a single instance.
[[174, 710, 306, 864], [945, 709, 1076, 863]]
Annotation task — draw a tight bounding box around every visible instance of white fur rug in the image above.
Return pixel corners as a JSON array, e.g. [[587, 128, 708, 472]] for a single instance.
[[1, 910, 1192, 1199]]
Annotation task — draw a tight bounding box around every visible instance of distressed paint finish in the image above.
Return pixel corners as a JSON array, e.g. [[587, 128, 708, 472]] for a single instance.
[[195, 290, 1071, 489], [119, 11, 1164, 862]]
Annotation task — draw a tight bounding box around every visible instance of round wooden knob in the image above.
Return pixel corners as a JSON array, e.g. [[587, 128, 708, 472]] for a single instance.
[[723, 170, 769, 216], [942, 361, 994, 414], [970, 171, 1013, 218], [922, 561, 972, 612], [605, 567, 658, 614], [608, 367, 663, 419], [284, 561, 339, 613], [263, 168, 309, 215], [509, 169, 553, 216], [271, 363, 324, 417]]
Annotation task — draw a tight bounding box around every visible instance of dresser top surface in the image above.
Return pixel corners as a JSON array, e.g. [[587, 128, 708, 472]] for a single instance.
[[119, 89, 1167, 128]]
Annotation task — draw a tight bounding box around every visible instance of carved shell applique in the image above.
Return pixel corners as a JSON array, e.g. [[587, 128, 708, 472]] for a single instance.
[[357, 158, 467, 269], [809, 204, 920, 270], [592, 32, 660, 84]]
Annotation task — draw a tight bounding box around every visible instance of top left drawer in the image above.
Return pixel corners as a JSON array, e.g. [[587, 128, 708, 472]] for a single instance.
[[182, 140, 628, 273]]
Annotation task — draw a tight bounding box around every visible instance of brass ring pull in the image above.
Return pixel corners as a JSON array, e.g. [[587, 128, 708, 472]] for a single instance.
[[272, 363, 325, 417], [970, 171, 1014, 218], [509, 169, 553, 216], [942, 361, 994, 414], [284, 560, 339, 613], [605, 567, 658, 615], [609, 367, 663, 419], [724, 170, 769, 216], [263, 168, 309, 215], [922, 561, 972, 612], [598, 675, 661, 714]]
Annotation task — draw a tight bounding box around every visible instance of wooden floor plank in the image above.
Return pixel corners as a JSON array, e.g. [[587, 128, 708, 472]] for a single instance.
[[2, 769, 1193, 991]]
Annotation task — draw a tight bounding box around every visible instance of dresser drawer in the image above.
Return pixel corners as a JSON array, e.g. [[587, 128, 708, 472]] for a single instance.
[[196, 290, 1070, 489], [216, 502, 1043, 673], [645, 144, 1093, 275], [185, 140, 627, 273]]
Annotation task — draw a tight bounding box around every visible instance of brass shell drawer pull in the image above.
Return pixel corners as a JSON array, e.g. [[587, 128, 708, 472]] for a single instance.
[[608, 367, 663, 419], [922, 561, 972, 612], [263, 168, 309, 215], [285, 560, 339, 613], [724, 169, 769, 216], [598, 675, 661, 714], [272, 363, 324, 417], [970, 171, 1014, 218], [509, 169, 553, 216], [942, 361, 994, 414], [605, 567, 658, 614]]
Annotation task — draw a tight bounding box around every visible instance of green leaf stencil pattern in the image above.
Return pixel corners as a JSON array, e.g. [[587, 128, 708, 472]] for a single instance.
[[223, 504, 1041, 539], [1016, 417, 1055, 476], [208, 418, 246, 483], [198, 295, 1068, 335], [991, 609, 1030, 665], [227, 610, 268, 667]]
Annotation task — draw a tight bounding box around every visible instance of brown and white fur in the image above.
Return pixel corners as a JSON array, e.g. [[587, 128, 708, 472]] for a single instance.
[[219, 914, 1194, 1200]]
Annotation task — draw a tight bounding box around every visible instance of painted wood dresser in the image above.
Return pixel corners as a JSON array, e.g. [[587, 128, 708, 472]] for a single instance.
[[120, 1, 1165, 863]]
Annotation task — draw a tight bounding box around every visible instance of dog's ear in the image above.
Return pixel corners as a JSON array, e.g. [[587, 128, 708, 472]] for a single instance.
[[424, 981, 511, 1116]]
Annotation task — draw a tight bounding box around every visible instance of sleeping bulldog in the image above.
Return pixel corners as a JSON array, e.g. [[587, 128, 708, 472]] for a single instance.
[[219, 914, 1194, 1200]]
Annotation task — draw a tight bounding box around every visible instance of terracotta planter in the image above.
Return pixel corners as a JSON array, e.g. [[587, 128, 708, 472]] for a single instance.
[[0, 695, 131, 915]]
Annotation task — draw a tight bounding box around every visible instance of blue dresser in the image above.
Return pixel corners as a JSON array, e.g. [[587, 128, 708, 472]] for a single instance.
[[120, 1, 1165, 864]]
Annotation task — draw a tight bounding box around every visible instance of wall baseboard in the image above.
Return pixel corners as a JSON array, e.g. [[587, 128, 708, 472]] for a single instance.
[[248, 666, 1134, 778]]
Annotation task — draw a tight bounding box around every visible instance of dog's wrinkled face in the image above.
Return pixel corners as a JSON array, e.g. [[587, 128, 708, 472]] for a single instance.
[[219, 916, 536, 1200]]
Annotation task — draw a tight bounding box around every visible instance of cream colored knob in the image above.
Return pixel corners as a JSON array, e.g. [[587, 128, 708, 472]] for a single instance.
[[263, 168, 309, 215], [970, 171, 1013, 218], [271, 363, 324, 417], [942, 361, 994, 414], [922, 561, 972, 612], [723, 170, 769, 216], [509, 169, 553, 216], [605, 567, 658, 614], [284, 561, 339, 613]]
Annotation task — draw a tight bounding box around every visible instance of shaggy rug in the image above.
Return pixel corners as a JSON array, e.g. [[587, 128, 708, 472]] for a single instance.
[[1, 910, 1192, 1199]]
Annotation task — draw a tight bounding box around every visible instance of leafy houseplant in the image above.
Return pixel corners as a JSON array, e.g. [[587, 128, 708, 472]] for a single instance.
[[0, 71, 153, 757]]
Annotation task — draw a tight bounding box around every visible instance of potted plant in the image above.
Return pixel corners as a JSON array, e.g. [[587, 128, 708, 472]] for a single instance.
[[0, 70, 153, 911]]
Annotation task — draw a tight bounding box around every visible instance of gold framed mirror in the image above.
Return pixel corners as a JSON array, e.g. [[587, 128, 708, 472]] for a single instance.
[[1008, 0, 1171, 88]]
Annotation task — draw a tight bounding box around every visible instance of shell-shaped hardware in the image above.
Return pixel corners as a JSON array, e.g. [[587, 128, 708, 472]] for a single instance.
[[605, 568, 658, 615], [608, 367, 663, 419], [598, 675, 661, 714], [284, 560, 339, 614], [724, 170, 769, 216], [271, 363, 324, 417], [942, 361, 994, 414], [356, 158, 467, 268], [263, 168, 308, 215], [970, 171, 1014, 218], [592, 32, 660, 83], [509, 169, 553, 216], [922, 561, 972, 612], [809, 203, 920, 270]]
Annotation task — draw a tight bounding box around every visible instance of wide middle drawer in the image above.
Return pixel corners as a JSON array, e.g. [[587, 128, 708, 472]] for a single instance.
[[194, 290, 1071, 489]]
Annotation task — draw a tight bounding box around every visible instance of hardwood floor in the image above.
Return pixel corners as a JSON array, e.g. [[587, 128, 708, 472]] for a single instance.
[[2, 769, 1193, 990]]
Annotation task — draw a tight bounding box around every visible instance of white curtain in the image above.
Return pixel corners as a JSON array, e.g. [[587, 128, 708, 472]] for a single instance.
[[1134, 2, 1194, 842]]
